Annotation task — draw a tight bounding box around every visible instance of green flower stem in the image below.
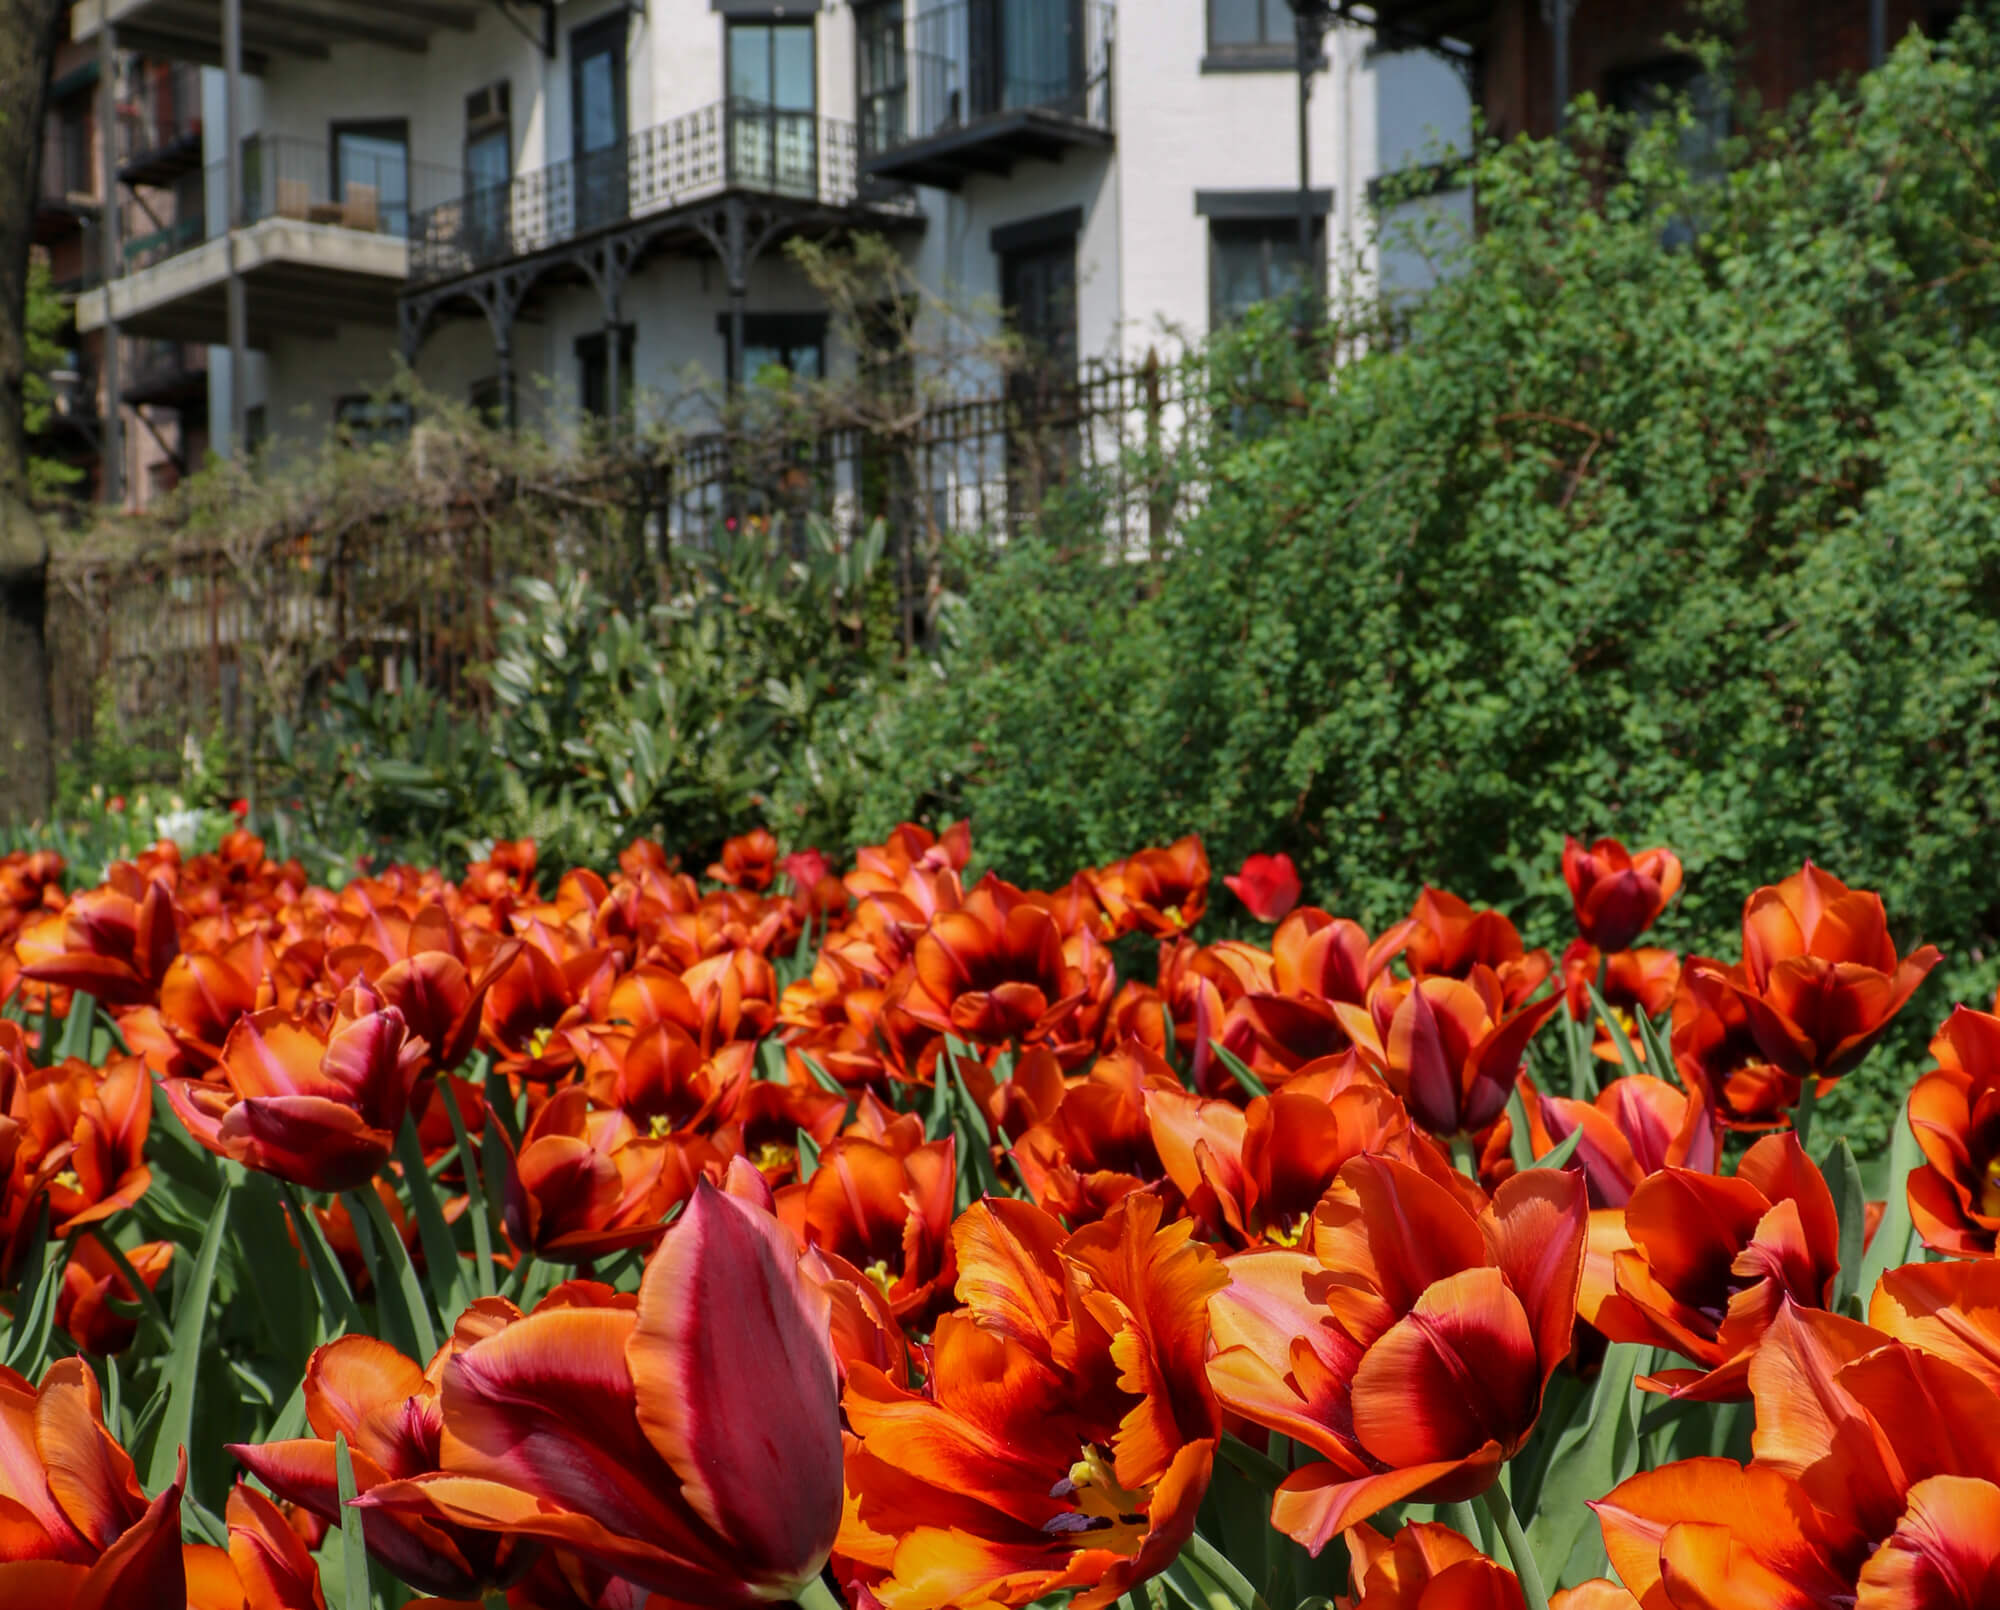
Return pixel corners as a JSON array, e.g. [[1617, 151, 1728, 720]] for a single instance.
[[795, 1574, 847, 1610], [1482, 1481, 1551, 1610], [1449, 1133, 1479, 1178], [1442, 1498, 1482, 1546], [1793, 1075, 1820, 1155]]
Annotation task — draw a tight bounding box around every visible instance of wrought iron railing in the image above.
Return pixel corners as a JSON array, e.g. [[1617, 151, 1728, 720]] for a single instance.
[[409, 100, 914, 288], [867, 0, 1115, 160], [116, 134, 459, 275]]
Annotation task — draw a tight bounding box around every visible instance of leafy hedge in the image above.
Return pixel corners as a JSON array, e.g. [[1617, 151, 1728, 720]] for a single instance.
[[857, 16, 2000, 1146]]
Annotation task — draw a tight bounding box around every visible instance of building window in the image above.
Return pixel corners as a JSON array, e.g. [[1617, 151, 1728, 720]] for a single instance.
[[1605, 58, 1727, 171], [856, 2, 906, 156], [576, 326, 636, 421], [1206, 0, 1294, 68], [464, 81, 512, 260], [572, 16, 630, 232], [728, 21, 817, 191], [717, 312, 827, 384], [335, 395, 414, 446], [1209, 217, 1322, 327], [331, 121, 410, 237]]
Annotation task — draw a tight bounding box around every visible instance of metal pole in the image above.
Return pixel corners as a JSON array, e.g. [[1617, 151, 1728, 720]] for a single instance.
[[224, 0, 248, 456], [1869, 0, 1886, 69], [98, 21, 123, 507], [1289, 2, 1332, 317], [1552, 0, 1570, 132]]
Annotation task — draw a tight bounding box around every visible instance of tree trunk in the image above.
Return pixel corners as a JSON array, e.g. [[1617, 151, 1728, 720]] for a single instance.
[[0, 0, 68, 827]]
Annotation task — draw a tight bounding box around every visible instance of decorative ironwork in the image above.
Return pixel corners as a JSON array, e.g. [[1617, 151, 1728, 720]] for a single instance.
[[407, 101, 916, 290], [877, 0, 1116, 159]]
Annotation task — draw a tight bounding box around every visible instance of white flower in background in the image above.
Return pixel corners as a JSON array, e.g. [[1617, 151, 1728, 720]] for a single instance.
[[155, 808, 205, 853]]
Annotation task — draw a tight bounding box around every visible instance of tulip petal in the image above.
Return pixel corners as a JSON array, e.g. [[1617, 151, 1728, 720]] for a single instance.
[[628, 1181, 841, 1591], [1854, 1474, 2000, 1609]]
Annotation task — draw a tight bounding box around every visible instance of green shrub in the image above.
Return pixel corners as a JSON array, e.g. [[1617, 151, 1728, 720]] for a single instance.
[[859, 14, 2000, 1148]]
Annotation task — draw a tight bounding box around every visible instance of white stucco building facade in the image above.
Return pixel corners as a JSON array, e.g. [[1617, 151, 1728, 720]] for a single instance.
[[71, 0, 1470, 463]]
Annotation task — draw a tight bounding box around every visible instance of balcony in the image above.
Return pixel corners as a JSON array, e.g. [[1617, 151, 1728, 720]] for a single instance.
[[862, 0, 1114, 190], [408, 99, 919, 290], [122, 338, 208, 410], [36, 110, 97, 244], [119, 63, 204, 189], [77, 134, 458, 346], [73, 0, 480, 66]]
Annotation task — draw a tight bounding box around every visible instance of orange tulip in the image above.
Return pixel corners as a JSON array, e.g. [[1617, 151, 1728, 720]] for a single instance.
[[1207, 1156, 1586, 1551], [0, 1358, 189, 1608], [16, 877, 179, 1007], [1593, 1301, 2000, 1609], [1906, 1003, 2000, 1255], [1685, 862, 1939, 1089], [1583, 1132, 1841, 1399], [1093, 836, 1211, 940], [500, 1085, 704, 1263], [1560, 941, 1680, 1061], [1146, 1067, 1467, 1249], [1012, 1045, 1180, 1225], [775, 1130, 957, 1326], [1223, 910, 1413, 1080], [162, 991, 426, 1192], [184, 1484, 328, 1610], [1338, 972, 1561, 1140], [1343, 1521, 1527, 1610], [1523, 1074, 1716, 1208], [57, 1237, 174, 1356], [1668, 968, 1797, 1129], [1561, 836, 1682, 954], [232, 1331, 535, 1598], [707, 829, 780, 892], [359, 1182, 844, 1602], [21, 1054, 154, 1233], [838, 1193, 1224, 1608], [1403, 888, 1552, 1010], [1868, 1257, 2000, 1393], [897, 879, 1088, 1049]]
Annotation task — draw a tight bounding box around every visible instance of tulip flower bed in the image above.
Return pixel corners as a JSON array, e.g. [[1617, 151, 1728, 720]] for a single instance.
[[0, 818, 1989, 1610]]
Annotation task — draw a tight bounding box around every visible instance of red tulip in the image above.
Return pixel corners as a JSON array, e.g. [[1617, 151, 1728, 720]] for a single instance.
[[774, 1129, 957, 1325], [707, 829, 779, 892], [358, 1182, 843, 1602], [1561, 836, 1682, 954], [1093, 836, 1211, 939], [1224, 853, 1301, 924], [183, 1484, 328, 1610], [1523, 1073, 1716, 1208], [1403, 887, 1552, 1009], [1208, 1156, 1586, 1551]]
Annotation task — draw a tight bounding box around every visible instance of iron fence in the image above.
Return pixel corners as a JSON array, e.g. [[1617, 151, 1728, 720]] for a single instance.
[[409, 101, 917, 289], [45, 350, 1215, 762]]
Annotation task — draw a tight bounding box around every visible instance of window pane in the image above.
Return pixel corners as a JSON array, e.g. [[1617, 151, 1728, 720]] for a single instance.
[[730, 24, 771, 101], [1209, 0, 1263, 47], [466, 128, 509, 191], [773, 25, 816, 111], [578, 53, 619, 149], [336, 130, 408, 236], [1005, 0, 1070, 106], [1262, 0, 1289, 45], [1212, 220, 1314, 324]]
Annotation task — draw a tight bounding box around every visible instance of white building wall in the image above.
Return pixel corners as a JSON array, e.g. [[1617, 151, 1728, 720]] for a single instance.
[[203, 3, 1471, 450]]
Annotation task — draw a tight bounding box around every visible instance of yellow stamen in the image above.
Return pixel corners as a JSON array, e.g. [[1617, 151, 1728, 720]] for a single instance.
[[1265, 1213, 1310, 1249], [1056, 1444, 1151, 1553], [863, 1259, 896, 1298], [527, 1026, 555, 1059], [1978, 1155, 2000, 1220], [752, 1141, 797, 1175], [648, 1114, 673, 1139], [52, 1170, 81, 1195]]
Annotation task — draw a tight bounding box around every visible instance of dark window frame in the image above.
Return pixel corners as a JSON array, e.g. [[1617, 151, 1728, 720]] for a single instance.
[[575, 324, 637, 421], [1203, 0, 1296, 71], [726, 15, 819, 111], [1207, 214, 1326, 329], [855, 0, 906, 154], [716, 310, 829, 383], [328, 117, 411, 235], [570, 11, 631, 157], [333, 392, 414, 446]]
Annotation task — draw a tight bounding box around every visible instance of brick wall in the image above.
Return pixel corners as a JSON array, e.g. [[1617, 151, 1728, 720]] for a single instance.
[[1475, 0, 1959, 141]]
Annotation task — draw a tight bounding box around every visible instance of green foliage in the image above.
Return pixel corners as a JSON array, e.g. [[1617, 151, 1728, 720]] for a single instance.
[[265, 513, 901, 875], [860, 14, 2000, 1149], [24, 254, 83, 501]]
